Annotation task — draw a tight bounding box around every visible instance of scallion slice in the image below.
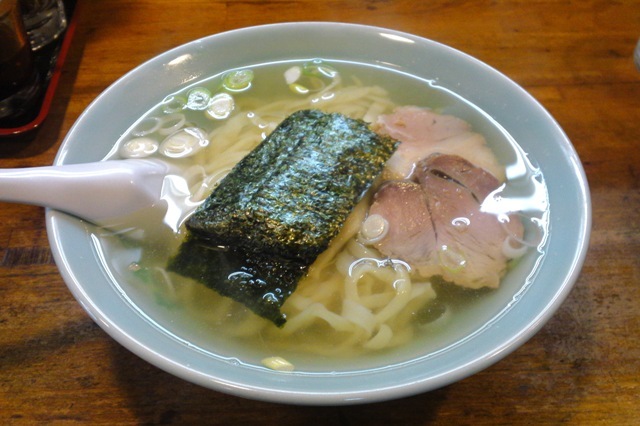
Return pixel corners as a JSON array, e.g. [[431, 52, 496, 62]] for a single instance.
[[285, 60, 340, 95], [284, 66, 302, 85], [131, 117, 161, 137], [288, 83, 310, 95], [186, 87, 212, 110], [157, 113, 187, 135], [223, 69, 254, 91], [159, 127, 209, 158], [161, 95, 187, 113], [119, 137, 159, 158], [303, 59, 339, 79], [205, 93, 235, 120]]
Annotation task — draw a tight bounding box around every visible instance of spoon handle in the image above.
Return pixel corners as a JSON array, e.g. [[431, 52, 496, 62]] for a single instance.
[[0, 159, 170, 224]]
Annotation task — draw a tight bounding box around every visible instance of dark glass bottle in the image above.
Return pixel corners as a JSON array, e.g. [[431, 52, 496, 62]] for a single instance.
[[0, 0, 41, 127]]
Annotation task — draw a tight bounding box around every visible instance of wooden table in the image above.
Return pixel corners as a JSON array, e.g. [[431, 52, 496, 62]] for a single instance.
[[1, 1, 638, 424]]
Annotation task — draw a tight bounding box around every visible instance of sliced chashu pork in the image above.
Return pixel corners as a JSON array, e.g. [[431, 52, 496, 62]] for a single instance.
[[367, 153, 524, 289], [363, 180, 435, 265], [372, 106, 505, 181]]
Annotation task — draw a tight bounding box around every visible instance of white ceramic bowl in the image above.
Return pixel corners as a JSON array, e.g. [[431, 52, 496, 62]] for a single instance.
[[48, 22, 591, 405]]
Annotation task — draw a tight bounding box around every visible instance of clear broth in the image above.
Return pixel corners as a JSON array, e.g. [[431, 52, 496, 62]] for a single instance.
[[92, 59, 549, 372]]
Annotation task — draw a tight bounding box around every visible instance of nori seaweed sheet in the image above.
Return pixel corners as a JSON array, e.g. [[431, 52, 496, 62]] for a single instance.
[[168, 236, 305, 327], [169, 109, 398, 326], [186, 109, 398, 260]]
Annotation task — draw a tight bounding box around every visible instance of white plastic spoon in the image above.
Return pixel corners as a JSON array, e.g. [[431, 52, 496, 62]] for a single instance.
[[0, 159, 192, 232]]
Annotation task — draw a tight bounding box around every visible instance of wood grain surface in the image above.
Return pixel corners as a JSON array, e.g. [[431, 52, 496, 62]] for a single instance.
[[1, 0, 639, 424]]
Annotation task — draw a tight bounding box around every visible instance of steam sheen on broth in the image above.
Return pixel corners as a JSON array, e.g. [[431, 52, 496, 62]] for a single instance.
[[92, 60, 549, 371]]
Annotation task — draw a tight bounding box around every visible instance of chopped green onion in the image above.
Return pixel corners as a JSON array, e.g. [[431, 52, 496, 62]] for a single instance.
[[358, 214, 389, 244], [288, 83, 310, 95], [223, 69, 254, 91], [286, 60, 339, 95], [304, 76, 326, 91], [303, 59, 339, 79], [161, 95, 187, 113], [287, 77, 325, 95], [284, 66, 302, 85], [205, 93, 235, 120], [261, 356, 294, 372], [159, 127, 209, 158], [502, 236, 529, 259], [186, 87, 212, 110], [131, 117, 161, 136], [157, 113, 186, 135], [119, 137, 159, 158]]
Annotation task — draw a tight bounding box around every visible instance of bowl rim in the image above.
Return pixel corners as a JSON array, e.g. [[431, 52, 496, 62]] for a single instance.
[[46, 21, 591, 405]]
